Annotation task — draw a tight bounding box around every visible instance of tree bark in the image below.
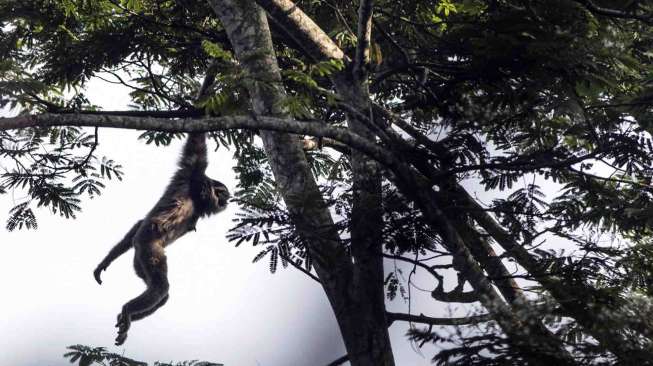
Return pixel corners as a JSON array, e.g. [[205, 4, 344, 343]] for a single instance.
[[325, 0, 394, 363], [334, 61, 395, 366]]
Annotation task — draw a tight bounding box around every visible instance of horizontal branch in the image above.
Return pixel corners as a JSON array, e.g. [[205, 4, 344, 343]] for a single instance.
[[386, 311, 492, 326], [431, 284, 480, 303], [383, 253, 443, 279], [0, 112, 397, 164], [68, 109, 204, 118]]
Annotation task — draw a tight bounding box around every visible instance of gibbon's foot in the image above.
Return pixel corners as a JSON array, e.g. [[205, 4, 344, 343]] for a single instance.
[[115, 330, 128, 346], [115, 312, 131, 345], [93, 265, 107, 285]]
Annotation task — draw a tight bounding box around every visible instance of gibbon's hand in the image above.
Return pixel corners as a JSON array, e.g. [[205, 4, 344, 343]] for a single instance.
[[94, 264, 107, 285]]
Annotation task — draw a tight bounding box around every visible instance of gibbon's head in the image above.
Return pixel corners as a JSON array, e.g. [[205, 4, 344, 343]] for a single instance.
[[208, 179, 230, 214]]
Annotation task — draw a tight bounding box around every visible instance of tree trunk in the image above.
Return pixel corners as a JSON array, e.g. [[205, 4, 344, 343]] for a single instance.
[[334, 76, 395, 365], [207, 1, 394, 364]]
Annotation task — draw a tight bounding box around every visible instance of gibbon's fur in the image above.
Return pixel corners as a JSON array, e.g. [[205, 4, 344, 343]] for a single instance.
[[93, 133, 230, 345]]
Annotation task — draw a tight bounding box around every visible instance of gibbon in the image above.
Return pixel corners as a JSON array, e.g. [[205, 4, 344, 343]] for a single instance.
[[93, 133, 230, 345]]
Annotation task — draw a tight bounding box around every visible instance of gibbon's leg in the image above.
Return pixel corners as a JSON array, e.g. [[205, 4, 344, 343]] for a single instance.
[[130, 295, 170, 321], [115, 245, 169, 346], [94, 220, 142, 284], [125, 259, 170, 321]]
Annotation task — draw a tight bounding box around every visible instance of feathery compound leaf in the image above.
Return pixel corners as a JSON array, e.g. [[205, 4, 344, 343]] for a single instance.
[[6, 202, 38, 231]]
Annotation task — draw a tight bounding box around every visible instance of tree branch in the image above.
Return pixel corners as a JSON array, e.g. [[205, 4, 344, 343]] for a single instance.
[[431, 284, 480, 303], [324, 355, 349, 366], [301, 137, 349, 154], [279, 252, 321, 283], [0, 112, 395, 162], [254, 0, 345, 61], [382, 253, 443, 279], [386, 311, 492, 326], [56, 109, 204, 118], [324, 311, 494, 366], [572, 0, 653, 25], [450, 182, 652, 362]]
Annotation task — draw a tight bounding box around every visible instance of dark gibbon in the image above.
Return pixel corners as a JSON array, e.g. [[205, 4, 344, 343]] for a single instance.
[[93, 132, 230, 345]]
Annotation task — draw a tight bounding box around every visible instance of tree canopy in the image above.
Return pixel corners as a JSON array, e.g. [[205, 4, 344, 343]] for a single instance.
[[3, 0, 653, 364]]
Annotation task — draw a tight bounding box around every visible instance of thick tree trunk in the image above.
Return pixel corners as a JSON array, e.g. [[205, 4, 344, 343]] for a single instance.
[[207, 1, 394, 364], [335, 77, 395, 365], [329, 1, 394, 361]]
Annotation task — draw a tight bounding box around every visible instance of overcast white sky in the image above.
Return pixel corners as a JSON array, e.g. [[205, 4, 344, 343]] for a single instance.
[[0, 80, 455, 365]]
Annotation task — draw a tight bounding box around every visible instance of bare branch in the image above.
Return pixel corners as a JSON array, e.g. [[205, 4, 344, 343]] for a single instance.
[[301, 137, 349, 153], [324, 355, 349, 366], [255, 0, 345, 61], [54, 109, 203, 118], [279, 252, 321, 283], [431, 284, 480, 303], [0, 112, 393, 162], [386, 311, 492, 326], [383, 253, 442, 279]]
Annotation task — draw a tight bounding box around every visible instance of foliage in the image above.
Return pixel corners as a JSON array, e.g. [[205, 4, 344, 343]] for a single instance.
[[64, 345, 223, 366], [0, 127, 122, 230], [5, 0, 653, 364]]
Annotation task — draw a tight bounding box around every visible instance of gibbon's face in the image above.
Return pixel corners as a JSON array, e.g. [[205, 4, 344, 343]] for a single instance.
[[211, 179, 231, 210]]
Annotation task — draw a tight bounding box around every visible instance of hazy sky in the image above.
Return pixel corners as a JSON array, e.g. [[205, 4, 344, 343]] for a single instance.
[[0, 80, 451, 365]]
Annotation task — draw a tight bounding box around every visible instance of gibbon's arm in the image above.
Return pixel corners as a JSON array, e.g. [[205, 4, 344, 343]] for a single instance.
[[94, 220, 143, 284], [177, 132, 208, 177]]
